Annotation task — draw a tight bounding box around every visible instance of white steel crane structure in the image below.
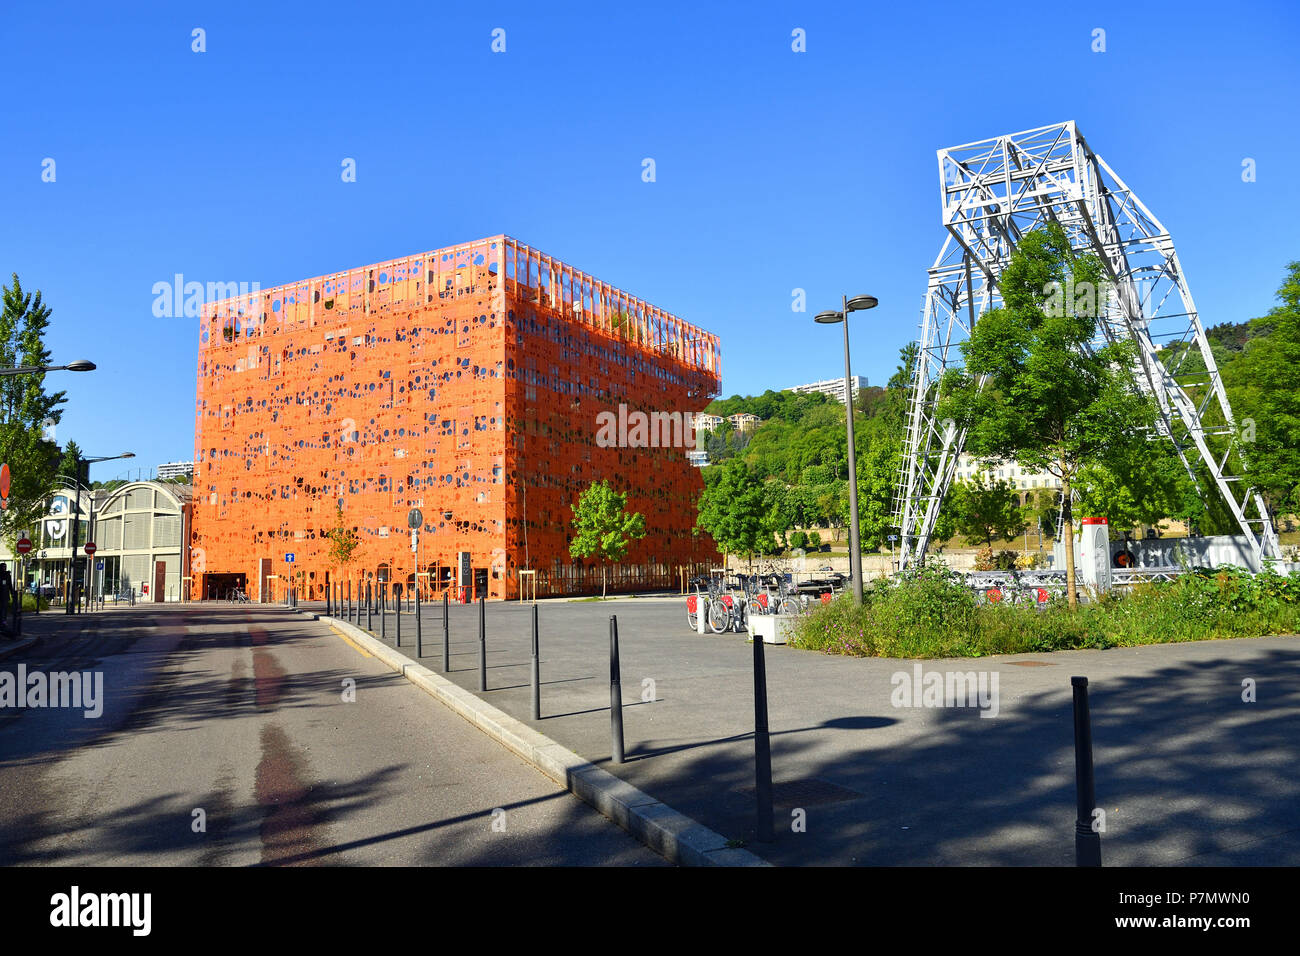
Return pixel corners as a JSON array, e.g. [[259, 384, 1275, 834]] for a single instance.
[[894, 121, 1280, 570]]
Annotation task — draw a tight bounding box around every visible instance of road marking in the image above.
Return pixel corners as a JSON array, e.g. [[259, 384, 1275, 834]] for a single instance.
[[331, 627, 372, 658]]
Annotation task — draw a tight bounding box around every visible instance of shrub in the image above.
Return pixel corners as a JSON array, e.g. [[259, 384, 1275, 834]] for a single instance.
[[790, 564, 1300, 659], [809, 531, 822, 548], [789, 531, 808, 552]]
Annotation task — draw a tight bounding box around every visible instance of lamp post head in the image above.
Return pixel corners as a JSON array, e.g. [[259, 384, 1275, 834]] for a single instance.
[[813, 310, 844, 325], [846, 295, 879, 312], [64, 360, 96, 372]]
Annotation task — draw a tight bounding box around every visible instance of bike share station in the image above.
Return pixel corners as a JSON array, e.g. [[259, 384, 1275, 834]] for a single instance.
[[686, 565, 846, 643]]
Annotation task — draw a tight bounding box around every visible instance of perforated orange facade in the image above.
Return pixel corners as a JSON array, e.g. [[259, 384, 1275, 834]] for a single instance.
[[191, 236, 721, 601]]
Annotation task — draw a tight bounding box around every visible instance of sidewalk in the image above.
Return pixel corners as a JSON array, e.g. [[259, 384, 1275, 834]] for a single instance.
[[315, 597, 1300, 866]]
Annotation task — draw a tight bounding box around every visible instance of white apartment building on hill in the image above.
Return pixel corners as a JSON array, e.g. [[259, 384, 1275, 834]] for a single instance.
[[955, 452, 1062, 504], [786, 375, 866, 405]]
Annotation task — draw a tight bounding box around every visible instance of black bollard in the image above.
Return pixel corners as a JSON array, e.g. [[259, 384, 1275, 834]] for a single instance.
[[415, 586, 422, 657], [366, 582, 372, 631], [326, 582, 332, 617], [753, 629, 774, 842], [381, 585, 387, 640], [1072, 676, 1102, 867], [610, 615, 625, 764], [531, 603, 540, 720], [395, 587, 401, 647], [442, 591, 450, 673], [478, 596, 487, 691]]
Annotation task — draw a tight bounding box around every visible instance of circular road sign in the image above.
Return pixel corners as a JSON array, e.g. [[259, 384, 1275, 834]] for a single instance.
[[16, 537, 32, 555], [84, 542, 97, 555], [407, 508, 423, 529]]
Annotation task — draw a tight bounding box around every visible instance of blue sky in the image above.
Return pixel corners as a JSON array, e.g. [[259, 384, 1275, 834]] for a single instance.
[[2, 0, 1297, 482]]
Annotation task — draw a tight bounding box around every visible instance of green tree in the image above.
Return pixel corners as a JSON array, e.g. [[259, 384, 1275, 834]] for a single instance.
[[0, 275, 67, 550], [325, 504, 362, 569], [948, 475, 1026, 546], [696, 459, 776, 568], [1221, 261, 1300, 514], [58, 439, 84, 483], [569, 480, 647, 598], [938, 224, 1154, 608], [1074, 440, 1201, 534]]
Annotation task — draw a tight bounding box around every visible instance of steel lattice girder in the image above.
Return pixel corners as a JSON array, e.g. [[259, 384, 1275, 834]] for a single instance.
[[895, 121, 1280, 569]]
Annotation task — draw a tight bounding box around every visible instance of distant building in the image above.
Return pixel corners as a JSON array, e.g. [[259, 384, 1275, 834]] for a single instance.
[[954, 453, 1061, 505], [157, 460, 194, 481], [0, 480, 193, 602], [787, 375, 866, 405], [728, 412, 761, 433], [692, 412, 725, 433], [686, 449, 709, 468]]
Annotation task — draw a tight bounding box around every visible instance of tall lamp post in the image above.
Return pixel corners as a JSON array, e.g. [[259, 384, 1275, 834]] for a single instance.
[[0, 357, 96, 609], [814, 295, 878, 605], [65, 451, 134, 614]]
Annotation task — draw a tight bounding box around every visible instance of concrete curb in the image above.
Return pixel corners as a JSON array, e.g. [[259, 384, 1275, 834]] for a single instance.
[[0, 636, 39, 661], [317, 613, 768, 867]]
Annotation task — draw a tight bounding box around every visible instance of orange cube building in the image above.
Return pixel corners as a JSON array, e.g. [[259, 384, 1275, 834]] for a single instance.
[[191, 236, 721, 602]]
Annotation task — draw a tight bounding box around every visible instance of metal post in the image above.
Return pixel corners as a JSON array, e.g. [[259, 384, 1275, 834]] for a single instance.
[[366, 582, 372, 631], [67, 463, 84, 615], [753, 628, 774, 841], [609, 615, 624, 763], [477, 595, 486, 691], [395, 586, 401, 647], [842, 294, 863, 605], [326, 581, 332, 617], [442, 591, 450, 672], [531, 603, 540, 720], [415, 584, 422, 657], [380, 584, 387, 640], [1072, 676, 1102, 866]]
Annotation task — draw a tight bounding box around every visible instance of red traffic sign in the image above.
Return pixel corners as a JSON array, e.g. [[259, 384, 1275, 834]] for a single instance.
[[84, 542, 98, 555], [0, 463, 9, 499], [15, 537, 32, 555]]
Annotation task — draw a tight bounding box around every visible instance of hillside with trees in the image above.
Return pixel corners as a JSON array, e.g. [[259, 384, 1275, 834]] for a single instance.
[[694, 256, 1300, 560]]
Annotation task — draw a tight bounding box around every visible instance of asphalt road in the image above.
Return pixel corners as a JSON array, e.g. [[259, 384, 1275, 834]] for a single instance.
[[329, 593, 1300, 866], [0, 605, 664, 866]]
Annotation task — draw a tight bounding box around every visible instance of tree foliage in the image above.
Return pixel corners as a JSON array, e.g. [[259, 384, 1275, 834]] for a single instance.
[[325, 504, 362, 568], [938, 223, 1155, 607], [947, 475, 1025, 545], [695, 459, 780, 564], [0, 275, 66, 548], [569, 480, 647, 597], [1220, 260, 1300, 514]]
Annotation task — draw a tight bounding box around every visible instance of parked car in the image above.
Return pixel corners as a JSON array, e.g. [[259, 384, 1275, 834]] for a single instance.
[[27, 583, 56, 597]]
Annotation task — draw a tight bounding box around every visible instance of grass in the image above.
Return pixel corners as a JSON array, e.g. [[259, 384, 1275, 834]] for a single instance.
[[791, 562, 1300, 659]]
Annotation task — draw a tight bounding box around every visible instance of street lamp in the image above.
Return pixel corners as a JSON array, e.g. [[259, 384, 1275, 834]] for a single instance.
[[813, 294, 878, 604], [65, 451, 135, 614], [0, 360, 96, 377]]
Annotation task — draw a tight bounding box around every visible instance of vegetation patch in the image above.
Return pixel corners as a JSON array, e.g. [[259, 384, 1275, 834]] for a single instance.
[[791, 562, 1300, 659]]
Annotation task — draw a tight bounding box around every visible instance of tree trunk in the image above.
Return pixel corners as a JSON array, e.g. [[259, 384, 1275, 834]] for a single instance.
[[1062, 474, 1077, 610]]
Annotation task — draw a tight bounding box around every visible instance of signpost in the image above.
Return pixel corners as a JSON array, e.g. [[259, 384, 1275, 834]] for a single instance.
[[15, 529, 29, 626], [408, 509, 422, 600]]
